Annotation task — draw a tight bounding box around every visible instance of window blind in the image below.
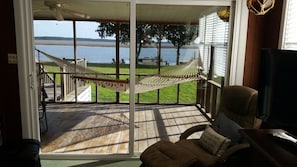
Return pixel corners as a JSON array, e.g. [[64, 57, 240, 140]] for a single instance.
[[282, 0, 297, 50], [199, 11, 229, 78]]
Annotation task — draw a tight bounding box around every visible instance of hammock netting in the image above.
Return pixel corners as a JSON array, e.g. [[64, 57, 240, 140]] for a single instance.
[[36, 49, 203, 94]]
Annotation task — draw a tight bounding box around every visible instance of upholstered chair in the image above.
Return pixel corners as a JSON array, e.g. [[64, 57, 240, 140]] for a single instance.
[[140, 85, 262, 167]]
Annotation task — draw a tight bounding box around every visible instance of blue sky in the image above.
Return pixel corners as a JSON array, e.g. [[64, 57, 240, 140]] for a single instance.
[[34, 20, 101, 39], [33, 20, 200, 43]]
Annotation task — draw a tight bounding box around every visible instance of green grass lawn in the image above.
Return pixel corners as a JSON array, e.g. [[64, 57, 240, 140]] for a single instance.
[[43, 63, 199, 103]]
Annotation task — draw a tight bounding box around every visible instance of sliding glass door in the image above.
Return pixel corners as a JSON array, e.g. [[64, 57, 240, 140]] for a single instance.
[[27, 0, 236, 159], [133, 2, 232, 154], [33, 0, 132, 156]]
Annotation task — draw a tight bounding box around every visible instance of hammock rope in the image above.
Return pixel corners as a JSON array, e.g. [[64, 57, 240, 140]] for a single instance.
[[35, 49, 202, 94]]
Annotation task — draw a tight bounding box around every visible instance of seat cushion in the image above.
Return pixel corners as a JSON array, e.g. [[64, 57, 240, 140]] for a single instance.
[[176, 139, 218, 166], [140, 140, 198, 167]]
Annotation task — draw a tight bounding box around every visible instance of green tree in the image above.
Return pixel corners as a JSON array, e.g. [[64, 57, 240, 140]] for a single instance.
[[96, 22, 153, 64], [147, 24, 166, 69], [135, 24, 154, 64], [96, 22, 197, 66], [165, 25, 198, 65], [95, 22, 129, 43]]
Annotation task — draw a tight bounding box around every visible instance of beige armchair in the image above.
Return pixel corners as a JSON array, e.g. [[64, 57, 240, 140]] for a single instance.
[[140, 85, 262, 167]]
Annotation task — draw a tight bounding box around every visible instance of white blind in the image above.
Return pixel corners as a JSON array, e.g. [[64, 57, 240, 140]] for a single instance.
[[199, 12, 229, 78], [213, 14, 229, 77], [199, 16, 210, 73], [205, 13, 215, 44], [282, 0, 297, 50]]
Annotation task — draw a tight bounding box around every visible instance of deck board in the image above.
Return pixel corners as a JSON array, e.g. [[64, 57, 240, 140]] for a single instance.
[[40, 103, 209, 154]]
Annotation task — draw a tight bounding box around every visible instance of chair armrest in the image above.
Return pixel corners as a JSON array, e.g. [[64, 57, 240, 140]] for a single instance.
[[217, 143, 250, 164], [179, 124, 208, 140]]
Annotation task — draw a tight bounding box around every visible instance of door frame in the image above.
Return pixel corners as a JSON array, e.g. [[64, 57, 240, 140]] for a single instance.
[[14, 0, 248, 159]]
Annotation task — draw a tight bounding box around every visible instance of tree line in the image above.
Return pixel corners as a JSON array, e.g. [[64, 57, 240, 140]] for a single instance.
[[96, 22, 199, 65]]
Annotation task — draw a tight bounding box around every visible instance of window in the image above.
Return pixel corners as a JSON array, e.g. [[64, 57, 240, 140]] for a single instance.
[[281, 0, 297, 50], [199, 11, 230, 82]]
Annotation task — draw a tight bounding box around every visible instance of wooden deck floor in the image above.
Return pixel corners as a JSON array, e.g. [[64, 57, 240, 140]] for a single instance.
[[40, 103, 210, 154]]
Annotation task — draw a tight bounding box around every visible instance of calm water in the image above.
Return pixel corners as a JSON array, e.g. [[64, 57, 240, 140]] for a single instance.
[[35, 40, 200, 65]]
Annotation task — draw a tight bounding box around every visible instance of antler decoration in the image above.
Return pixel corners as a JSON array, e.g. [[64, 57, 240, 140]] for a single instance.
[[247, 0, 275, 15]]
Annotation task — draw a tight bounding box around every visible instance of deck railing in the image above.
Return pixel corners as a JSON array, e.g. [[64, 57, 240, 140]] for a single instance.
[[197, 76, 223, 120], [60, 58, 88, 100]]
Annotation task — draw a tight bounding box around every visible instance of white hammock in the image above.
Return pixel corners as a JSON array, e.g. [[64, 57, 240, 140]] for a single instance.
[[36, 49, 202, 94]]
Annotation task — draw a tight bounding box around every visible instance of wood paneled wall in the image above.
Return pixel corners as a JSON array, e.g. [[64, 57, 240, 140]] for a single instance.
[[243, 0, 284, 89], [0, 0, 22, 143]]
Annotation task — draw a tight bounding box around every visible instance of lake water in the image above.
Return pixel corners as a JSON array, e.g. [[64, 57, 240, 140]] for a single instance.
[[34, 39, 200, 65]]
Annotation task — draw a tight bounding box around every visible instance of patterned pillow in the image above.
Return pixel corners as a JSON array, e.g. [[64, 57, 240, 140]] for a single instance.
[[212, 112, 243, 144], [200, 126, 231, 157]]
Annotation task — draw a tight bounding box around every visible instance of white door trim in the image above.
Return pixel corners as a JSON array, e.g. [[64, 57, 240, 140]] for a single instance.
[[13, 0, 40, 140], [229, 0, 249, 85]]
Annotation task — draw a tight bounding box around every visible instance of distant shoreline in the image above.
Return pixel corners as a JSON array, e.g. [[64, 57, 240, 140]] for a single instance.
[[34, 40, 129, 47], [34, 37, 200, 49]]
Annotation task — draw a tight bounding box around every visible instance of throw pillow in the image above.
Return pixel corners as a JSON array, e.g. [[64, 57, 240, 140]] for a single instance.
[[212, 112, 243, 144], [200, 126, 231, 157]]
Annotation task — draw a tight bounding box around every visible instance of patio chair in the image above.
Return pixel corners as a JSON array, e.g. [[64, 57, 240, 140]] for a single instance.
[[140, 85, 262, 167], [40, 86, 48, 133]]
